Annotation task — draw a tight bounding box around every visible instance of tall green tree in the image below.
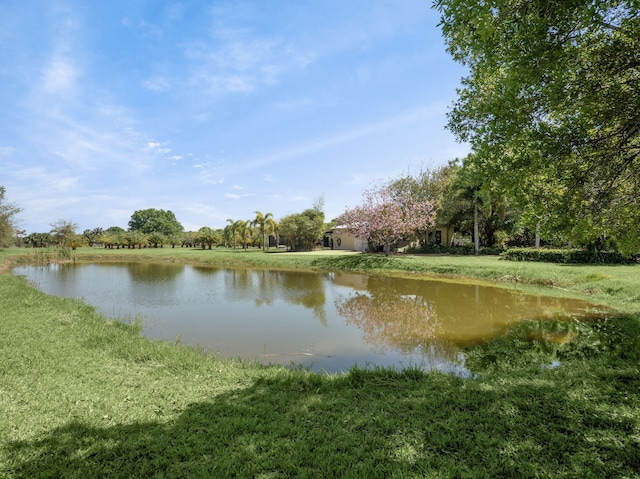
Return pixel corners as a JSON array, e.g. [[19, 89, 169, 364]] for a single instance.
[[197, 227, 218, 249], [82, 228, 103, 247], [0, 186, 21, 247], [124, 230, 148, 249], [24, 232, 52, 248], [128, 209, 183, 237], [225, 219, 246, 249], [225, 219, 236, 249], [101, 226, 125, 249], [279, 208, 325, 251], [436, 0, 640, 253], [50, 219, 81, 249], [240, 220, 253, 249], [147, 231, 166, 248], [253, 211, 274, 251]]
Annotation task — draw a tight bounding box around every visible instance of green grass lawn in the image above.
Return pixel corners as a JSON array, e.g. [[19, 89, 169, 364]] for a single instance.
[[2, 247, 639, 478]]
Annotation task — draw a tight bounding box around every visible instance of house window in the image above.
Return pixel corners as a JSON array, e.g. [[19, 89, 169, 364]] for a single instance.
[[435, 230, 442, 245]]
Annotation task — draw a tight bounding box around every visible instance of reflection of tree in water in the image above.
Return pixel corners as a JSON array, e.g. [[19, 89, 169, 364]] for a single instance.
[[223, 268, 255, 301], [335, 288, 459, 364], [219, 268, 328, 325], [279, 272, 327, 325], [335, 274, 609, 367], [126, 262, 184, 283]]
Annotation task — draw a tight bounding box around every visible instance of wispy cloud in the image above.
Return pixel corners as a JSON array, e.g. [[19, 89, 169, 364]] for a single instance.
[[146, 142, 172, 155], [226, 104, 446, 175], [194, 161, 225, 185], [164, 3, 184, 22], [224, 192, 253, 200], [0, 146, 17, 158], [42, 58, 78, 94], [12, 167, 80, 194], [180, 16, 315, 96], [143, 76, 171, 92]]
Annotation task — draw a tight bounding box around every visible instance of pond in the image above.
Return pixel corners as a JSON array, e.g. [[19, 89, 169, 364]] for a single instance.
[[14, 263, 608, 374]]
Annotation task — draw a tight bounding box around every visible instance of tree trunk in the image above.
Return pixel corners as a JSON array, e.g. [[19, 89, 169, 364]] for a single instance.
[[474, 197, 480, 255], [535, 222, 541, 249]]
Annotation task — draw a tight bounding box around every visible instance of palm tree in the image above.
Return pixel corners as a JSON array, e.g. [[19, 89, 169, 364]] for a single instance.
[[265, 217, 277, 249], [197, 226, 216, 249], [268, 218, 279, 249], [253, 211, 274, 251], [226, 218, 237, 249], [241, 219, 253, 249]]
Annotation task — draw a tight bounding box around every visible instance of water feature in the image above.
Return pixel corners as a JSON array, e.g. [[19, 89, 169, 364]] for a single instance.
[[14, 263, 608, 374]]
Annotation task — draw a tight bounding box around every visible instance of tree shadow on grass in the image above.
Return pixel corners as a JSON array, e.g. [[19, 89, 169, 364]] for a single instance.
[[5, 357, 640, 479]]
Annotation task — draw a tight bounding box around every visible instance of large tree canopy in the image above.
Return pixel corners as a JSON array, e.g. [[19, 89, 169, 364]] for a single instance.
[[435, 0, 640, 252], [279, 208, 325, 251], [128, 208, 183, 237]]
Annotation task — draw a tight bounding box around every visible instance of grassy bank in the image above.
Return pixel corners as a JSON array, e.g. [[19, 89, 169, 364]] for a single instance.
[[2, 247, 639, 477]]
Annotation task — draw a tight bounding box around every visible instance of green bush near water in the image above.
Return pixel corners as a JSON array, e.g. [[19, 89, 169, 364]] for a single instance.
[[2, 247, 640, 477], [405, 243, 505, 255], [502, 247, 637, 264]]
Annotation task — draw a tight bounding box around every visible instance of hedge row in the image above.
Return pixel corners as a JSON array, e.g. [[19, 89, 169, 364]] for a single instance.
[[405, 243, 504, 256], [501, 248, 637, 264]]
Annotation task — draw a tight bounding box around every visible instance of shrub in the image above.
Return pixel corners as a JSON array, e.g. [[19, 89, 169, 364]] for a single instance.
[[405, 243, 503, 256], [501, 248, 637, 264]]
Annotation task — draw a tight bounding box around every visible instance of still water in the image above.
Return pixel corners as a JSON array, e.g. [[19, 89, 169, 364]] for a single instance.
[[14, 263, 607, 374]]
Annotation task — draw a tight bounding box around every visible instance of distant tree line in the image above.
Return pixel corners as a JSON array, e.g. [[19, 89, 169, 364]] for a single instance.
[[13, 206, 328, 253]]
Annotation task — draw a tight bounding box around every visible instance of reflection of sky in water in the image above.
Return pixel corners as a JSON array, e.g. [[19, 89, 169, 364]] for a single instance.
[[14, 264, 607, 374]]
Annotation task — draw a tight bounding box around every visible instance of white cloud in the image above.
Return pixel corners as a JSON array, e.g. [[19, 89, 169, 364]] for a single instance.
[[42, 58, 78, 93], [181, 18, 316, 97], [273, 97, 312, 112], [201, 173, 225, 185], [146, 142, 172, 155], [0, 146, 17, 158], [143, 76, 170, 92], [193, 112, 210, 122], [224, 191, 253, 200], [223, 105, 446, 176], [11, 167, 80, 194], [191, 72, 254, 94], [164, 3, 184, 22]]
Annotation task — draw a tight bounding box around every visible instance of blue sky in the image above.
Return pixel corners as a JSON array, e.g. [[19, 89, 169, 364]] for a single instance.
[[0, 0, 469, 234]]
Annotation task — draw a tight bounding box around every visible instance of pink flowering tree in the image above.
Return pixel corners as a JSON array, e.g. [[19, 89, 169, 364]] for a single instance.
[[335, 184, 436, 256]]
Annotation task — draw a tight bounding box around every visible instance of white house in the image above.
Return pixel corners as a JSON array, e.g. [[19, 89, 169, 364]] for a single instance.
[[325, 226, 367, 252], [325, 224, 460, 252]]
